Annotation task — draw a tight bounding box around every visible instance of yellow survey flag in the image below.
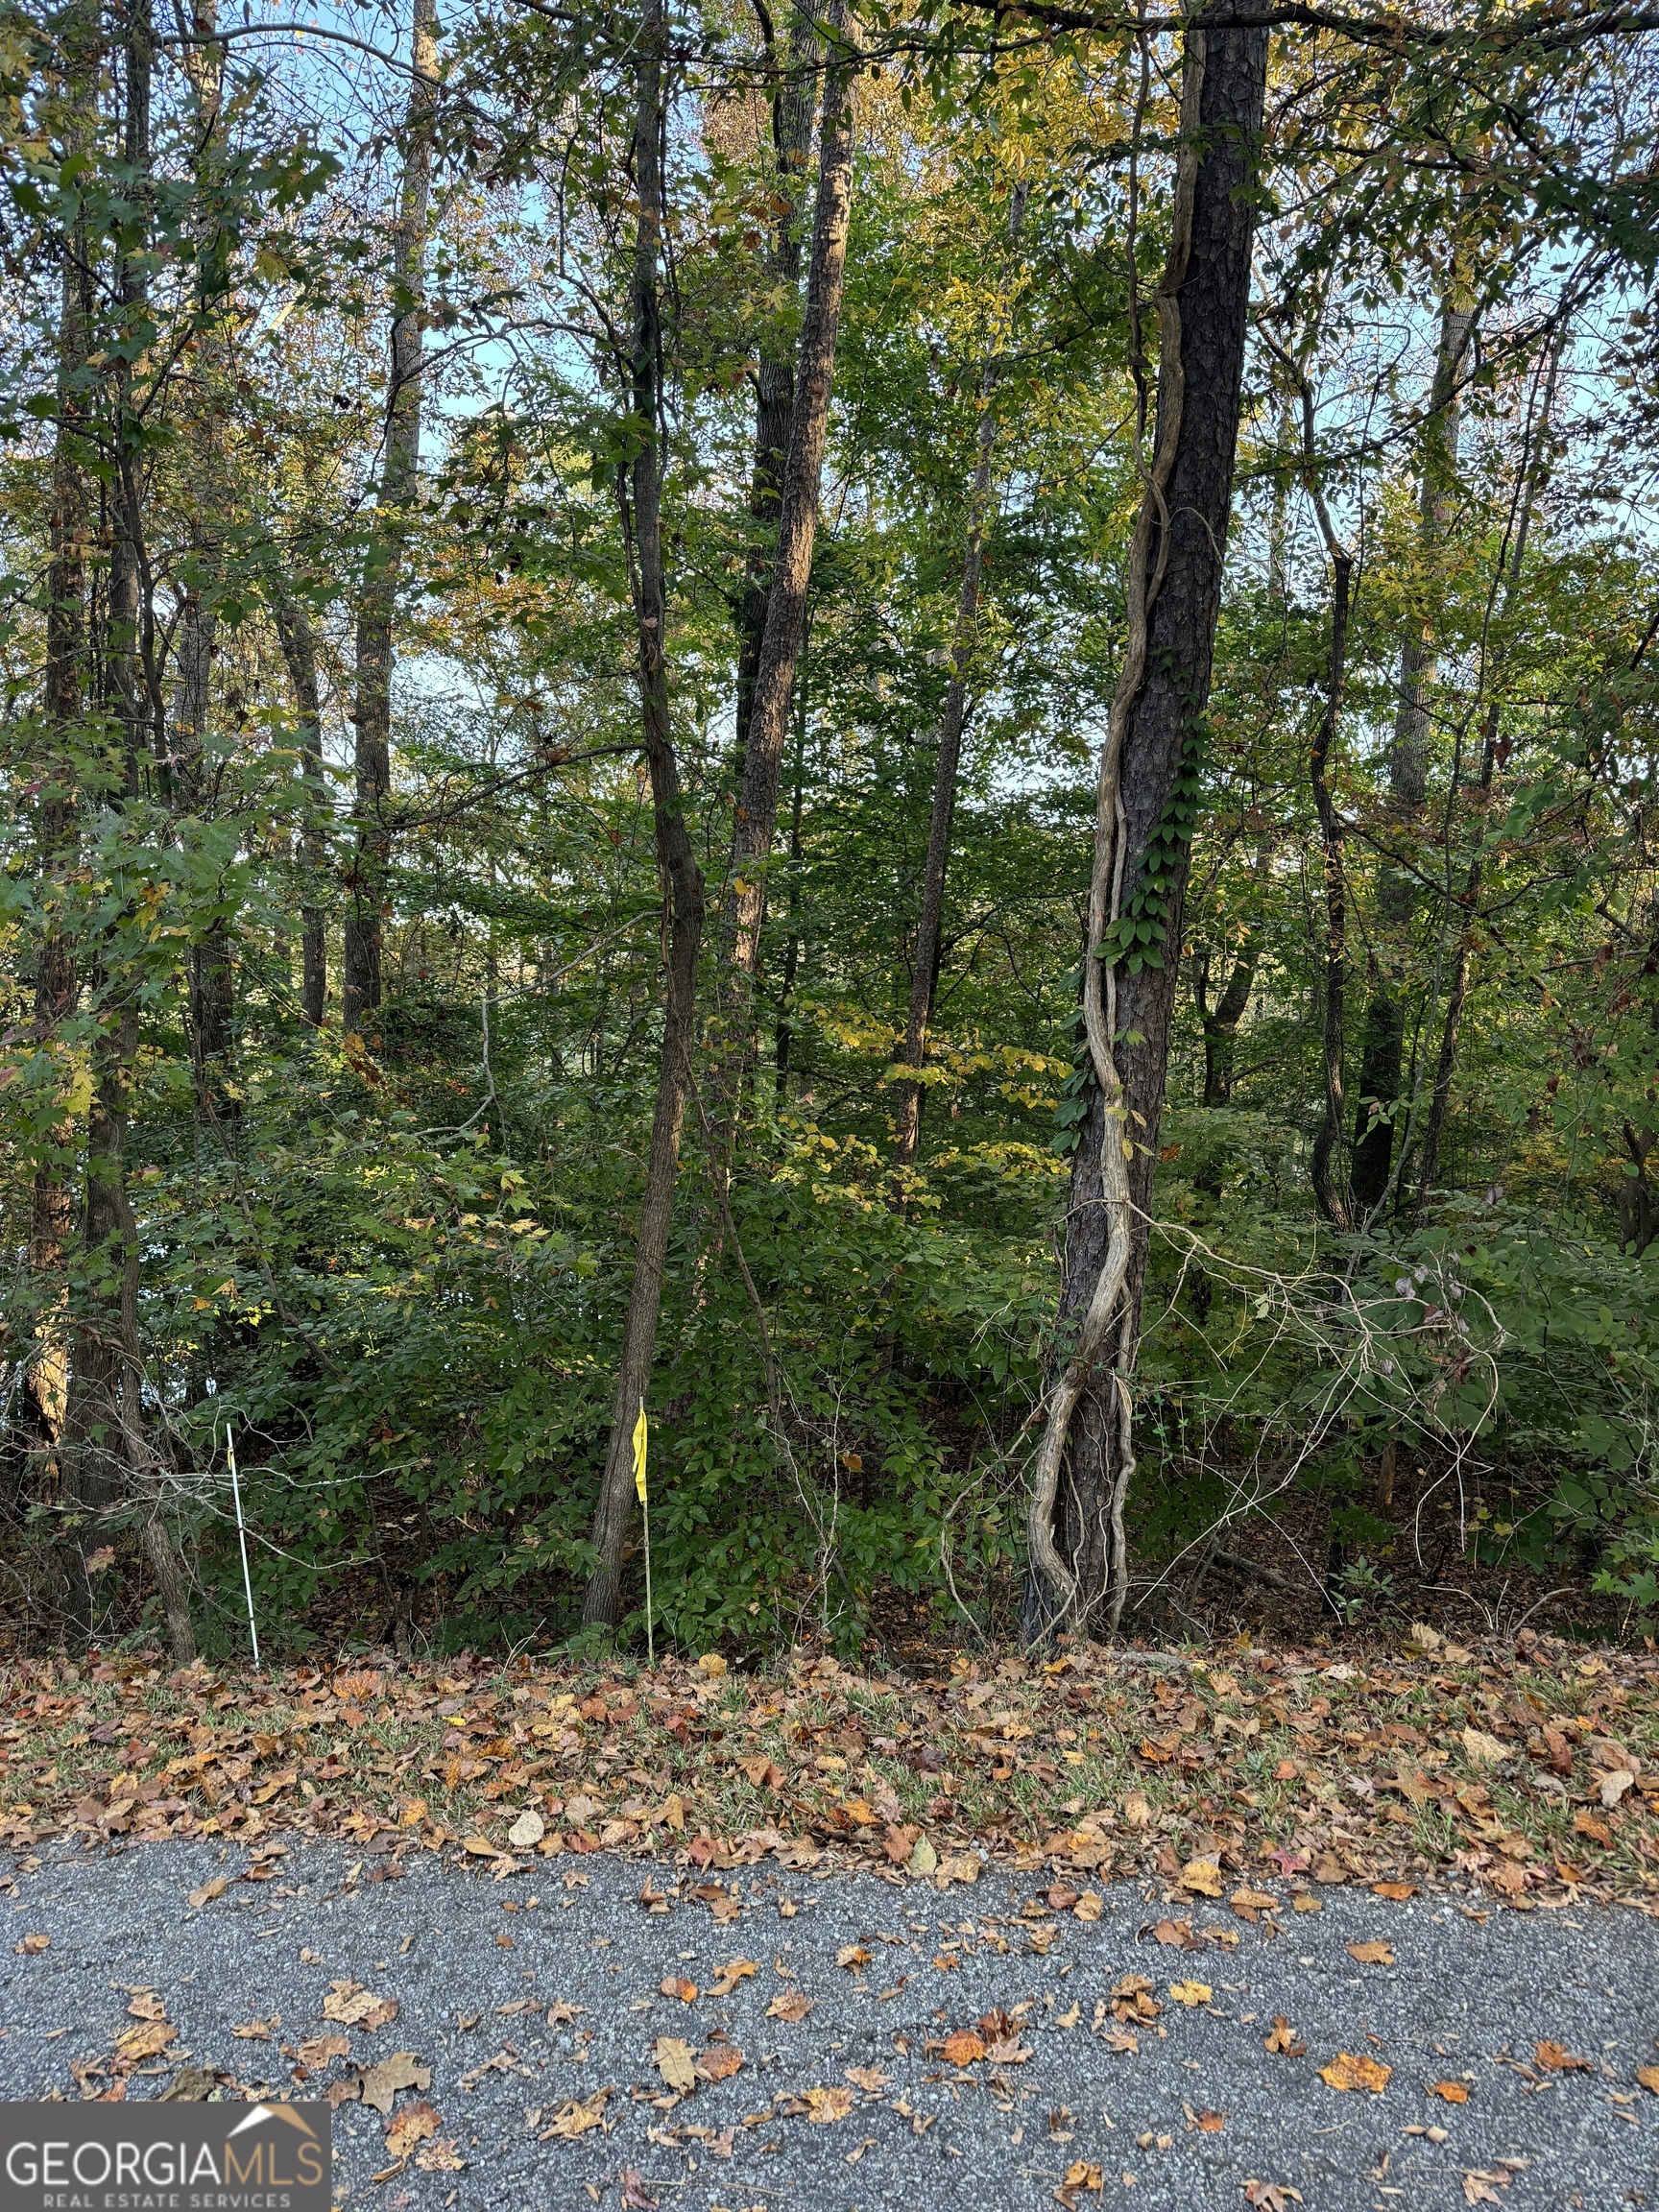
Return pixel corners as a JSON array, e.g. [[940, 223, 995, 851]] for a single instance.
[[633, 1400, 649, 1504]]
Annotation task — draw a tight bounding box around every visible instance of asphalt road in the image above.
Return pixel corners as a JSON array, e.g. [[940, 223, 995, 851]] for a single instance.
[[3, 1841, 1656, 2211]]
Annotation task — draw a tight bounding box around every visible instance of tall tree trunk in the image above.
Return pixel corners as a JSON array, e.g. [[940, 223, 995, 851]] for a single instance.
[[1417, 326, 1562, 1203], [274, 589, 328, 1025], [1023, 13, 1267, 1643], [1309, 544, 1356, 1228], [724, 0, 857, 994], [733, 3, 819, 764], [60, 0, 194, 1661], [174, 0, 236, 1114], [1196, 928, 1260, 1106], [582, 0, 707, 1632], [345, 0, 438, 1037], [891, 186, 1023, 1175], [1349, 289, 1474, 1212], [30, 0, 99, 1450]]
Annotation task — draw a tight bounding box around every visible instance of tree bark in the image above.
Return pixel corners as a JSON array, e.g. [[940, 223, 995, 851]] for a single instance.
[[274, 589, 329, 1025], [345, 0, 438, 1036], [582, 0, 707, 1632], [1196, 928, 1260, 1106], [724, 0, 857, 992], [1023, 13, 1267, 1644], [733, 3, 820, 766], [1350, 289, 1474, 1212]]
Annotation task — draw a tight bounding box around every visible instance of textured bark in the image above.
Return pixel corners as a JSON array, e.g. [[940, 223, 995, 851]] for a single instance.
[[1310, 547, 1356, 1228], [582, 0, 707, 1631], [1350, 292, 1474, 1212], [724, 2, 857, 990], [274, 589, 328, 1025], [345, 0, 438, 1036], [733, 5, 820, 766], [1025, 14, 1267, 1642]]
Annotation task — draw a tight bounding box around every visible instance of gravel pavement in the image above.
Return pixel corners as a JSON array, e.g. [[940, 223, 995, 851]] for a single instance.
[[3, 1841, 1656, 2211]]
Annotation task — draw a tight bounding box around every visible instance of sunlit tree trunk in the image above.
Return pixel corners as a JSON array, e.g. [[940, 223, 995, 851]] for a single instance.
[[274, 589, 328, 1025]]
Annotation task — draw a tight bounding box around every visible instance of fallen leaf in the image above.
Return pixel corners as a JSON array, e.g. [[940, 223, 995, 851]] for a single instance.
[[297, 2033, 351, 2068], [1263, 2016, 1307, 2057], [695, 2042, 743, 2084], [942, 2030, 986, 2066], [709, 1959, 757, 1997], [115, 2021, 177, 2063], [1430, 2080, 1469, 2104], [1243, 2185, 1303, 2211], [323, 1980, 398, 2032], [619, 2169, 659, 2211], [938, 1851, 981, 1886], [1122, 1791, 1153, 1828], [805, 2086, 854, 2124], [908, 1837, 938, 1878], [1346, 1940, 1395, 1966], [1318, 2052, 1391, 2093], [1073, 1891, 1103, 1923], [1168, 1981, 1213, 2008], [507, 1808, 544, 1850], [655, 2037, 697, 2095], [1573, 1808, 1614, 1848], [1372, 1882, 1417, 1902], [660, 1793, 686, 1832], [128, 1994, 168, 2022], [1152, 1917, 1195, 1950], [696, 1653, 728, 1677], [1230, 1888, 1277, 1915], [1635, 2065, 1659, 2094], [983, 2035, 1033, 2064], [1189, 2107, 1225, 2132], [358, 2055, 431, 2115], [1179, 1858, 1223, 1898], [1533, 2041, 1590, 2074], [385, 2100, 441, 2158], [1054, 2158, 1104, 2205], [14, 1934, 49, 1956], [1290, 1893, 1323, 1914], [230, 2020, 274, 2040], [661, 1977, 698, 2003], [844, 2065, 891, 2093], [541, 2086, 611, 2140], [835, 1943, 872, 1972], [1461, 2174, 1512, 2205], [186, 1878, 228, 1911], [1599, 1767, 1636, 1809], [766, 1990, 812, 2023], [1460, 1727, 1507, 1768]]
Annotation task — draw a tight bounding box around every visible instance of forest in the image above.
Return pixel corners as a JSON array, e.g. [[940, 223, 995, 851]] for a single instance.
[[2, 0, 1659, 1671]]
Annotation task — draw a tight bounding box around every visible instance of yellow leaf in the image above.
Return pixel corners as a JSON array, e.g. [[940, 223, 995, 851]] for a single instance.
[[1430, 2080, 1469, 2104], [805, 2086, 854, 2124], [709, 1959, 758, 1997], [1345, 1940, 1394, 1966], [1179, 1859, 1223, 1897], [1318, 2052, 1391, 2093], [654, 2036, 696, 2095], [1168, 1981, 1212, 2008], [941, 2030, 985, 2066], [541, 2087, 611, 2139]]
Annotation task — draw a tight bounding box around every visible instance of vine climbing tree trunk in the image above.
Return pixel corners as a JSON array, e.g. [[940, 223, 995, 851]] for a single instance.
[[582, 0, 707, 1632], [1023, 13, 1267, 1645], [345, 0, 438, 1037]]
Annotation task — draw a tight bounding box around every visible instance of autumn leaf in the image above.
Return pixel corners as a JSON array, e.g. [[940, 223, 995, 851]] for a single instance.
[[1318, 2051, 1391, 2093], [1179, 1858, 1223, 1897], [1230, 1887, 1277, 1915], [766, 1989, 812, 2022], [230, 2019, 275, 2040], [541, 2086, 611, 2140], [14, 1933, 49, 1956], [1186, 2105, 1225, 2131], [654, 2036, 697, 2094], [385, 2100, 441, 2159], [1460, 1727, 1507, 1768], [1599, 1767, 1636, 1809], [1346, 1940, 1395, 1966], [1243, 2184, 1304, 2209], [736, 1755, 782, 1790], [297, 2032, 350, 2068], [709, 1959, 757, 1997], [1461, 2174, 1515, 2205], [357, 2054, 431, 2114], [844, 2065, 891, 2093], [186, 1878, 228, 1911], [1371, 1881, 1417, 1901], [1533, 2041, 1590, 2073], [1073, 1890, 1103, 1922], [941, 2030, 985, 2066], [1167, 1981, 1213, 2008], [619, 2169, 659, 2211], [661, 1977, 698, 2003], [695, 2041, 743, 2083], [115, 2021, 177, 2063], [835, 1943, 871, 1972], [1152, 1917, 1195, 1949], [323, 1980, 398, 2031], [804, 2086, 854, 2123], [1263, 2016, 1306, 2056], [128, 1993, 167, 2021], [1430, 2080, 1469, 2103], [1635, 2064, 1659, 2095], [507, 1807, 544, 1849]]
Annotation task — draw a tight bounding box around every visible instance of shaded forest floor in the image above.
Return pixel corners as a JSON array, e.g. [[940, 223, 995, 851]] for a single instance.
[[3, 1634, 1656, 1920]]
